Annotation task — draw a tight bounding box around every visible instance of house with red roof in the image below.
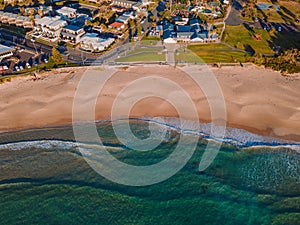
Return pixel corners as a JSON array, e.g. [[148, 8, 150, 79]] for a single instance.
[[108, 22, 125, 30]]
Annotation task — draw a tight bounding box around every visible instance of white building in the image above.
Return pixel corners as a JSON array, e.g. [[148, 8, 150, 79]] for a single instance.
[[16, 16, 34, 29], [61, 25, 85, 44], [80, 33, 115, 52], [7, 13, 17, 25], [123, 11, 137, 19], [34, 16, 67, 40], [141, 0, 149, 5], [56, 7, 77, 19], [112, 0, 137, 8], [3, 0, 14, 4], [0, 11, 34, 29], [0, 12, 12, 24]]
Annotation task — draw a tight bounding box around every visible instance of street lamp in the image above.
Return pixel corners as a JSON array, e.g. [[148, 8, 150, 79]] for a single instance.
[[31, 39, 39, 73]]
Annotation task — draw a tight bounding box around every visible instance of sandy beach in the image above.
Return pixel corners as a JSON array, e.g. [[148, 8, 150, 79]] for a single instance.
[[0, 65, 299, 141]]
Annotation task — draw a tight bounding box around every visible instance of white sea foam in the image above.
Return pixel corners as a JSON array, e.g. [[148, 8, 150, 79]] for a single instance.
[[0, 139, 125, 152], [0, 117, 300, 152], [0, 140, 78, 151], [133, 117, 300, 148]]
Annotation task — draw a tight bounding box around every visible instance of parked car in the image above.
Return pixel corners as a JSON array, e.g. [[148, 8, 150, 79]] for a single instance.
[[15, 66, 20, 72], [26, 62, 31, 69], [19, 65, 24, 70], [3, 65, 8, 70], [33, 59, 38, 66], [0, 66, 8, 71]]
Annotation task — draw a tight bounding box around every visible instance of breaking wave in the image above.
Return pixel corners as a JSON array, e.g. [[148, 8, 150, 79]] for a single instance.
[[0, 117, 299, 152]]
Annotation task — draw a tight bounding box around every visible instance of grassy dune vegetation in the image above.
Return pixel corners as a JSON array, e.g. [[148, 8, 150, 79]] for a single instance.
[[184, 44, 248, 63], [116, 47, 165, 62]]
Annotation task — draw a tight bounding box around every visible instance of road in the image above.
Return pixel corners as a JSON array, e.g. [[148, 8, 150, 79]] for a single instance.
[[0, 28, 131, 66], [247, 20, 300, 32], [225, 0, 243, 26], [0, 28, 52, 54]]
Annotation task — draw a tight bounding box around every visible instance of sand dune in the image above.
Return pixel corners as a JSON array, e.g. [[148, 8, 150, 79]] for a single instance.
[[0, 65, 299, 141]]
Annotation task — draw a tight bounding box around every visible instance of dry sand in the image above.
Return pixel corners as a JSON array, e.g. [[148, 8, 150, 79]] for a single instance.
[[0, 65, 299, 141]]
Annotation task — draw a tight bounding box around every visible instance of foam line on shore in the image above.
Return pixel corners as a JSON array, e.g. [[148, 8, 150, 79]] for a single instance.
[[96, 117, 300, 149], [0, 117, 300, 152]]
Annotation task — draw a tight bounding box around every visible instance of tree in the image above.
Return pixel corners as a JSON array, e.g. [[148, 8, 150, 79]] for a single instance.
[[138, 25, 142, 37], [51, 46, 62, 63], [159, 9, 171, 20], [86, 20, 92, 26], [252, 49, 300, 74]]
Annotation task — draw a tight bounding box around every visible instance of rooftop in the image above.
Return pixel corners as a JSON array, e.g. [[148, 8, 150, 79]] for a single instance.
[[257, 3, 280, 11], [63, 24, 83, 32], [177, 31, 194, 37], [80, 33, 115, 50], [16, 15, 30, 21], [190, 18, 201, 25], [56, 6, 77, 15], [35, 16, 66, 29], [48, 19, 67, 29], [117, 15, 130, 21], [113, 0, 138, 4], [176, 25, 191, 32], [109, 22, 124, 28], [0, 44, 13, 54]]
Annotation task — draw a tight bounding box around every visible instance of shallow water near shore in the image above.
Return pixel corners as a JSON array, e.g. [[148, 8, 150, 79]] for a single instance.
[[0, 120, 299, 225]]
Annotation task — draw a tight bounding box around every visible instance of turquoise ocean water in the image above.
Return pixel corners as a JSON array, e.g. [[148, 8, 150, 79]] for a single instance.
[[0, 120, 299, 225]]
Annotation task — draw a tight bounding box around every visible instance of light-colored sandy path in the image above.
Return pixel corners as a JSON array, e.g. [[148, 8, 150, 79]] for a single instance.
[[0, 65, 299, 141]]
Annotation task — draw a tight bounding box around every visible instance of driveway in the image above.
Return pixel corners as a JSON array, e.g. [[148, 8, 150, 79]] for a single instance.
[[247, 20, 300, 32], [225, 0, 243, 26]]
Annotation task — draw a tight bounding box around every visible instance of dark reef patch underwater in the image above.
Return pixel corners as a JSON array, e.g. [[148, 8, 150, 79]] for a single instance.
[[0, 120, 299, 225]]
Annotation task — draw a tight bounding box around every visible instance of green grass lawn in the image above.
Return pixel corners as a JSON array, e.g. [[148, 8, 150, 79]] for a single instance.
[[141, 36, 160, 41], [35, 37, 55, 46], [116, 47, 165, 62], [223, 24, 300, 54], [222, 25, 274, 54], [141, 36, 161, 46], [185, 44, 249, 63]]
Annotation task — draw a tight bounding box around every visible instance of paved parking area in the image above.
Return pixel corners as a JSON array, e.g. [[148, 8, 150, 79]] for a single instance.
[[225, 0, 243, 26], [0, 45, 49, 75]]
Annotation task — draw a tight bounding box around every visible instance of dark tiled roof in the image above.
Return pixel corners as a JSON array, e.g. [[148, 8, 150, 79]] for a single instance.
[[176, 25, 191, 32], [63, 24, 82, 31]]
